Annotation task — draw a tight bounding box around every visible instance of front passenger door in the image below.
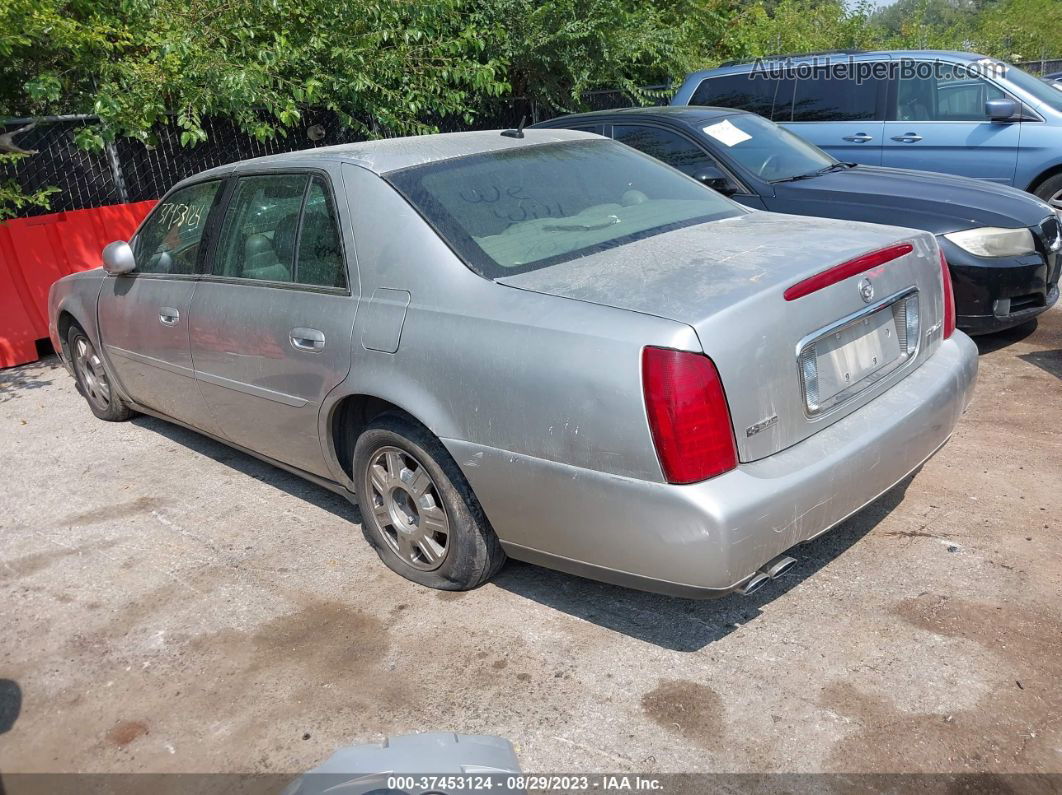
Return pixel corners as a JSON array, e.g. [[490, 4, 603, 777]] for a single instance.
[[882, 63, 1021, 183], [189, 171, 359, 476]]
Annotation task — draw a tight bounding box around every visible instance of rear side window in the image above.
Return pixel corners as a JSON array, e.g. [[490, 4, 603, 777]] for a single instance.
[[612, 125, 718, 177], [214, 175, 308, 283], [791, 67, 883, 121], [133, 181, 220, 275], [296, 178, 347, 288], [691, 74, 777, 118]]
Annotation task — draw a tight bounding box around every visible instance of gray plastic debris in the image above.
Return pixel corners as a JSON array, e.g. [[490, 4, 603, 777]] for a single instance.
[[284, 732, 524, 795]]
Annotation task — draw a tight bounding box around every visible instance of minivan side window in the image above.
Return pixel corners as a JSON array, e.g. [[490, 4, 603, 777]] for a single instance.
[[133, 181, 220, 275], [214, 175, 309, 282], [296, 177, 347, 289], [790, 66, 882, 122], [896, 63, 1005, 121], [691, 74, 778, 118]]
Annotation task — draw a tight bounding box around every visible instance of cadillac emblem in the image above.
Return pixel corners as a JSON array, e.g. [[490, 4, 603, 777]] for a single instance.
[[858, 277, 874, 303]]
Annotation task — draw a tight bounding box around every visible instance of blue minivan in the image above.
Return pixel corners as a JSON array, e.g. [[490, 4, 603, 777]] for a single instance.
[[672, 51, 1062, 212]]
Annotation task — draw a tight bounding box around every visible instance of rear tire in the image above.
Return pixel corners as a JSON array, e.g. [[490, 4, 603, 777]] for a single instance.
[[353, 414, 505, 591], [67, 324, 133, 422], [1032, 172, 1062, 213]]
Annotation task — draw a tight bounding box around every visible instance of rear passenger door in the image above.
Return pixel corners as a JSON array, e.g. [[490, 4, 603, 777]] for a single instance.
[[189, 170, 359, 476], [778, 65, 887, 164]]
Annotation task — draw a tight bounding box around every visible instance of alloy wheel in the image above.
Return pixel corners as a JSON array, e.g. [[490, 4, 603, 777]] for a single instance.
[[1048, 188, 1062, 214], [365, 446, 450, 571], [73, 335, 112, 410]]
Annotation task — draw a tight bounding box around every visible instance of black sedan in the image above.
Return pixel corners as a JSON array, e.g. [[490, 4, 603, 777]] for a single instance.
[[534, 107, 1061, 334]]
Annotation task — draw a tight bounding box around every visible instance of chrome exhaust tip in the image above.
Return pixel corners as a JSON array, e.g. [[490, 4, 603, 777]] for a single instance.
[[738, 572, 771, 596], [760, 555, 797, 580]]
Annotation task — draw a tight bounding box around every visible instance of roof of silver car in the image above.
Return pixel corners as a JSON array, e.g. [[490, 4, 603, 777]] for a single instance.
[[190, 128, 599, 182]]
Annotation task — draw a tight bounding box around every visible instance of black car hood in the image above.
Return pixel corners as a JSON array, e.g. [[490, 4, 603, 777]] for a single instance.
[[768, 165, 1052, 234]]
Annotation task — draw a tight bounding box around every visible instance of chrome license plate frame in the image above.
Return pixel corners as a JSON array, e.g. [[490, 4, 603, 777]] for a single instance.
[[797, 288, 920, 417]]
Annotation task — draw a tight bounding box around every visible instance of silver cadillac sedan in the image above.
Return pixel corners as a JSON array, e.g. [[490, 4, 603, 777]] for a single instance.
[[48, 129, 978, 598]]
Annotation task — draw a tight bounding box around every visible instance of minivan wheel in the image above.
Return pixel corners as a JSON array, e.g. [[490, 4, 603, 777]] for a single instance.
[[1033, 173, 1062, 214], [353, 414, 505, 590], [68, 324, 133, 422]]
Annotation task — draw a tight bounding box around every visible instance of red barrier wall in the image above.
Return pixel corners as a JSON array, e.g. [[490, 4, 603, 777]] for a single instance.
[[0, 200, 156, 369]]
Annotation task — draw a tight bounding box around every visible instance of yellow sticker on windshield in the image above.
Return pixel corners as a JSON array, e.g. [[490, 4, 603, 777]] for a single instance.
[[703, 119, 752, 147]]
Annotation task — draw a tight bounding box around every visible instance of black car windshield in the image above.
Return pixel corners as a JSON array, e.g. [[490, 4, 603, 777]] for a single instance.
[[386, 139, 745, 278], [701, 113, 836, 182]]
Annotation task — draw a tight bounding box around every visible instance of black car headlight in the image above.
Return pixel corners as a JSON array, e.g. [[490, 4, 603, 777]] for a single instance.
[[943, 226, 1036, 258]]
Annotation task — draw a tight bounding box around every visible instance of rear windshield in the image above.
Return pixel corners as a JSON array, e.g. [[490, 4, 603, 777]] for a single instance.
[[386, 139, 744, 278]]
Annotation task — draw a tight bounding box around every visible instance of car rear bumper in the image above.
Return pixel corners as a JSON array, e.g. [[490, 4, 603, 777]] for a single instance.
[[445, 332, 979, 598]]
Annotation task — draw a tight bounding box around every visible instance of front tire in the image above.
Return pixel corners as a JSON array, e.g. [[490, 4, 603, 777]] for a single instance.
[[1033, 172, 1062, 214], [353, 414, 505, 591], [67, 324, 133, 422]]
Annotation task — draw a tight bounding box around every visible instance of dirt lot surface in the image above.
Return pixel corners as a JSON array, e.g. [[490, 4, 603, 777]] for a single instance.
[[1, 307, 1060, 776]]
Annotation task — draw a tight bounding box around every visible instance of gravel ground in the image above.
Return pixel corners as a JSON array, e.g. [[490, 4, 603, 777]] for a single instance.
[[1, 307, 1059, 775]]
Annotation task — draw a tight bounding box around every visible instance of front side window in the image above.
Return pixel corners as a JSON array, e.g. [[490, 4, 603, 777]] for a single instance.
[[386, 139, 744, 278], [896, 63, 1004, 121], [612, 125, 720, 177], [791, 66, 882, 121], [133, 181, 220, 274], [214, 174, 308, 282]]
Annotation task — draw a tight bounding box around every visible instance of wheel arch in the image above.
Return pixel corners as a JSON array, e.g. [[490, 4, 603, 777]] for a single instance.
[[56, 309, 80, 357], [327, 392, 446, 483], [1028, 163, 1062, 197]]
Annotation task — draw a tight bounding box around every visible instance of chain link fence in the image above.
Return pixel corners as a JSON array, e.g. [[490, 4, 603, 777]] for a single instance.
[[0, 85, 672, 218]]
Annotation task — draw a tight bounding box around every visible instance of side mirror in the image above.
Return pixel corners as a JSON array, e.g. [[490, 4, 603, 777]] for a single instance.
[[986, 97, 1019, 121], [101, 241, 136, 275], [693, 166, 738, 196]]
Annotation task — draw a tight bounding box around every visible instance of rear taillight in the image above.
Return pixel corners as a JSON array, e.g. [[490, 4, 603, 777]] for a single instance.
[[642, 347, 738, 484], [939, 249, 956, 339], [784, 243, 914, 301]]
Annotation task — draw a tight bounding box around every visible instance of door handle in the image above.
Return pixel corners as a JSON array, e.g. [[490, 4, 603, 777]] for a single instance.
[[289, 327, 325, 352], [891, 133, 923, 143], [843, 133, 873, 142], [159, 307, 180, 326]]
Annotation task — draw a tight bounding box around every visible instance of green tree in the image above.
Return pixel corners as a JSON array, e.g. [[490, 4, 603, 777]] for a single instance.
[[968, 0, 1062, 62], [478, 0, 704, 113], [1, 0, 510, 146]]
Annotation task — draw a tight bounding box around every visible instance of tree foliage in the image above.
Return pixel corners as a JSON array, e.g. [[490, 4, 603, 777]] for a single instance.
[[1, 0, 509, 145], [0, 153, 59, 221], [3, 0, 1059, 142]]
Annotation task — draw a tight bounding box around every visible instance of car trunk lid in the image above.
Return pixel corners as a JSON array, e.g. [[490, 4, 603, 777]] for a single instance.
[[498, 211, 946, 463]]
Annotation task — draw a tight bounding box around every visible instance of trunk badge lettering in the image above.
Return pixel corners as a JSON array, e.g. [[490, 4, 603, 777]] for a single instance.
[[745, 414, 779, 438], [858, 278, 874, 303]]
